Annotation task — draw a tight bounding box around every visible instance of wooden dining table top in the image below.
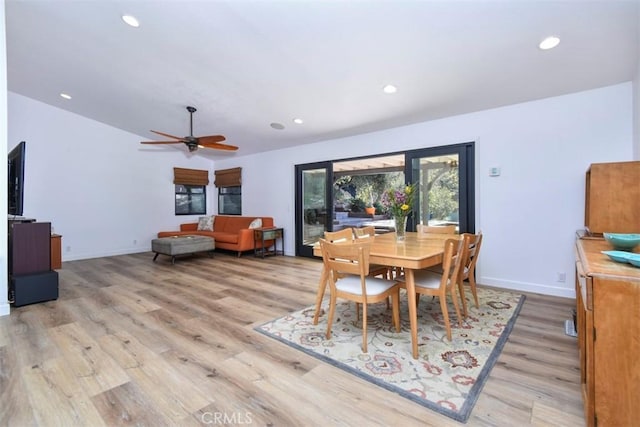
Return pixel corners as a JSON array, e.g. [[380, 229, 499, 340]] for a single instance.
[[312, 231, 457, 268]]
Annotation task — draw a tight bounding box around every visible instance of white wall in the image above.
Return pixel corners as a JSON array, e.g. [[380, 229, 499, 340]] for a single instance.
[[0, 0, 9, 316], [216, 83, 633, 298], [5, 83, 633, 302], [8, 92, 213, 262], [635, 6, 640, 160]]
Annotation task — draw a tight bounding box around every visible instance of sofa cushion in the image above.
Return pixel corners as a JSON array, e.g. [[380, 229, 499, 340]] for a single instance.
[[249, 218, 262, 229], [197, 216, 214, 231], [212, 232, 239, 244]]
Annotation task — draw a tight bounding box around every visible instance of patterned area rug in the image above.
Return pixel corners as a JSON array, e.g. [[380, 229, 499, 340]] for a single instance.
[[255, 287, 525, 423]]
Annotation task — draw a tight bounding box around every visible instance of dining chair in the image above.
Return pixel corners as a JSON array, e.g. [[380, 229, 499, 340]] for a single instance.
[[460, 231, 483, 314], [353, 226, 392, 279], [324, 228, 354, 243], [397, 235, 470, 341], [417, 224, 457, 235], [425, 232, 483, 317], [319, 238, 401, 353]]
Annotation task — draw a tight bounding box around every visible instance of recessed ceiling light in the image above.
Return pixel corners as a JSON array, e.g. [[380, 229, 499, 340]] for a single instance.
[[270, 122, 285, 130], [60, 93, 72, 100], [122, 15, 140, 28], [293, 118, 304, 124], [539, 36, 560, 50], [383, 84, 398, 94]]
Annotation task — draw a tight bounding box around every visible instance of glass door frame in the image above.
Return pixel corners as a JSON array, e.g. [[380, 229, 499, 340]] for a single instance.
[[294, 142, 475, 258], [405, 142, 475, 234], [295, 161, 333, 257]]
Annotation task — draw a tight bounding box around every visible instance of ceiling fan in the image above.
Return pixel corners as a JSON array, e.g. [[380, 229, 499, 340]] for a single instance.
[[141, 106, 238, 152]]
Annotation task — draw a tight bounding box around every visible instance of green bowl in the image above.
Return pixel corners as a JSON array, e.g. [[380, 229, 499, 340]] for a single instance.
[[603, 233, 640, 251]]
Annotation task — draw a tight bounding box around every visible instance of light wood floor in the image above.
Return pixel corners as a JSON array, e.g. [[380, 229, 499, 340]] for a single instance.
[[0, 251, 585, 426]]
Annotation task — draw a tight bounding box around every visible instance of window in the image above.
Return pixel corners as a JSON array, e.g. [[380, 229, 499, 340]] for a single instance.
[[219, 186, 241, 215], [214, 167, 242, 215], [175, 184, 206, 215]]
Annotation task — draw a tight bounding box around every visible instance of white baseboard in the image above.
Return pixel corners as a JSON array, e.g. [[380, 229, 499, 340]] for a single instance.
[[479, 276, 576, 299], [62, 246, 151, 262]]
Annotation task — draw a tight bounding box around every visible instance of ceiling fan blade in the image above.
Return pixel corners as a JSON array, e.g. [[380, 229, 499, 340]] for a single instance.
[[150, 130, 185, 140], [143, 108, 239, 153], [199, 141, 239, 151], [196, 135, 227, 144]]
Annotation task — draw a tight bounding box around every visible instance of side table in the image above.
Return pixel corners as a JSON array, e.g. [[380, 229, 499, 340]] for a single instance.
[[51, 233, 62, 269], [254, 227, 284, 258]]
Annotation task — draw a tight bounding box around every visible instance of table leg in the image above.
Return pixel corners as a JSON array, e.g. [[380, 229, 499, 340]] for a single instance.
[[312, 266, 329, 325], [404, 268, 419, 359]]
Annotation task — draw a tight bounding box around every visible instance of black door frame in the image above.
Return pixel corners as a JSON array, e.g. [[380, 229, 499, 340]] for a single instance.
[[294, 142, 475, 258], [295, 161, 332, 257], [405, 141, 475, 234]]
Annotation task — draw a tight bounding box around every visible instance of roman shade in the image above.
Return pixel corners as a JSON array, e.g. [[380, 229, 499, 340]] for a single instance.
[[173, 167, 209, 186], [214, 167, 242, 187]]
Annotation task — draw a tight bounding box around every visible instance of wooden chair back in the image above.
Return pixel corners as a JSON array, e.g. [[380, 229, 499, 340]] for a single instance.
[[441, 237, 468, 291], [460, 231, 483, 310], [319, 238, 372, 279], [417, 224, 457, 235], [353, 226, 375, 238], [324, 228, 354, 243], [463, 232, 482, 276]]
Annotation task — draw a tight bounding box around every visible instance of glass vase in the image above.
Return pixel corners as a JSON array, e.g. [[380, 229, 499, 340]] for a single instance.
[[394, 215, 407, 242]]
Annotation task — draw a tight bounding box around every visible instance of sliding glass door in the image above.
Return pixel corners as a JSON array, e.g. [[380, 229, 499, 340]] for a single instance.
[[406, 142, 475, 233], [294, 142, 474, 258], [295, 162, 332, 257]]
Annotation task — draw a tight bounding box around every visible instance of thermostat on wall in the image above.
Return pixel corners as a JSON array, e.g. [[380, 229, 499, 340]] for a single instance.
[[489, 167, 501, 177]]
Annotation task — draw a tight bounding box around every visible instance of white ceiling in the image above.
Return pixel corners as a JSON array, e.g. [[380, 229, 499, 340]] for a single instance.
[[6, 0, 639, 159]]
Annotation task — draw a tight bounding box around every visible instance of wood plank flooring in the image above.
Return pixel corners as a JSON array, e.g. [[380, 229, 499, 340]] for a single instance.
[[0, 251, 585, 426]]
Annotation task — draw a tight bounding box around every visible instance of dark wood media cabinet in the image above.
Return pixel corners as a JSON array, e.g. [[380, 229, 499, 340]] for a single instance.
[[8, 220, 59, 307]]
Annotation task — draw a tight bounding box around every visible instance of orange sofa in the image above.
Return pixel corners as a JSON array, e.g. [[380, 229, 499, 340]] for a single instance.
[[157, 215, 274, 256]]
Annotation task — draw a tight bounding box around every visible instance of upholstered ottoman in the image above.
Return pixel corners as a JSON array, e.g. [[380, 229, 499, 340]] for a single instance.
[[151, 235, 215, 264]]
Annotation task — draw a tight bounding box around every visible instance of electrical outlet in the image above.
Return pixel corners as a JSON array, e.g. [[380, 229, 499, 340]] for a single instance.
[[133, 239, 137, 245], [557, 272, 566, 283], [66, 245, 71, 252]]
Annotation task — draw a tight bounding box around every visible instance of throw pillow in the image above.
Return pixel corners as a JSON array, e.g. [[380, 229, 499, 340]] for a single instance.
[[197, 216, 214, 231], [248, 218, 262, 229]]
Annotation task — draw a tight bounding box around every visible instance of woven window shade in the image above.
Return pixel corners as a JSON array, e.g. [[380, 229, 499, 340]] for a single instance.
[[214, 167, 242, 187], [173, 167, 209, 186]]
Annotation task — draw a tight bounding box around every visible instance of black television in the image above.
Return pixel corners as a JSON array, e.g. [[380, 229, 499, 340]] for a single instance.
[[8, 141, 26, 217]]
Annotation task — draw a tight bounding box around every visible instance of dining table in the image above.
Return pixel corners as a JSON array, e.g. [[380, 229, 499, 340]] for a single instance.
[[312, 231, 458, 359]]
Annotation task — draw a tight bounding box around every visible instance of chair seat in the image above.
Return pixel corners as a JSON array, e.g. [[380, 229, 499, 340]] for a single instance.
[[335, 275, 398, 296], [397, 270, 443, 290]]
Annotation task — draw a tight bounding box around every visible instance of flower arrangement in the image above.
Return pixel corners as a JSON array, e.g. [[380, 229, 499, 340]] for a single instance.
[[381, 182, 417, 218]]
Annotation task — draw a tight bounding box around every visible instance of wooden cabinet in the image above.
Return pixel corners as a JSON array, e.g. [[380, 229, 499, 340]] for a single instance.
[[585, 161, 640, 234], [574, 238, 640, 426], [8, 221, 59, 306], [9, 221, 51, 274], [51, 234, 62, 269]]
